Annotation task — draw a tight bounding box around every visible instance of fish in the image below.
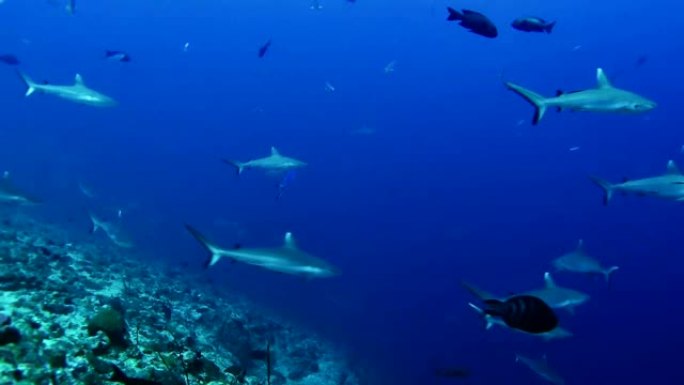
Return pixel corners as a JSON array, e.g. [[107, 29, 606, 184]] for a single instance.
[[89, 212, 134, 248], [434, 367, 471, 379], [590, 160, 684, 205], [184, 224, 340, 278], [464, 284, 572, 341], [384, 60, 396, 74], [0, 54, 20, 66], [222, 147, 307, 176], [309, 0, 322, 10], [511, 17, 556, 33], [276, 170, 297, 200], [105, 50, 131, 62], [65, 0, 75, 15], [525, 272, 590, 314], [552, 239, 619, 282], [506, 68, 656, 125], [258, 39, 272, 58], [446, 7, 498, 38], [515, 354, 565, 385], [110, 364, 163, 385], [479, 295, 558, 334], [17, 72, 117, 107], [0, 172, 41, 205]]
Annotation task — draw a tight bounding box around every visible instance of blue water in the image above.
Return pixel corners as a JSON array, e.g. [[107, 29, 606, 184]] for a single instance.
[[2, 0, 683, 384]]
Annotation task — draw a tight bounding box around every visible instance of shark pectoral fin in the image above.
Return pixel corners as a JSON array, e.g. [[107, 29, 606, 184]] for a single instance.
[[604, 266, 619, 283], [596, 68, 612, 88]]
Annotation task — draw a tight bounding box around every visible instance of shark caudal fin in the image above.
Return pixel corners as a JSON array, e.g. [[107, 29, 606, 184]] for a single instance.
[[603, 266, 619, 283], [588, 176, 614, 206], [221, 159, 245, 175], [184, 224, 224, 268], [16, 71, 37, 97], [505, 82, 548, 125]]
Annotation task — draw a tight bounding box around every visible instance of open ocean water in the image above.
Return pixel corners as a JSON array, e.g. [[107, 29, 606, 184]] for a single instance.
[[1, 1, 682, 384]]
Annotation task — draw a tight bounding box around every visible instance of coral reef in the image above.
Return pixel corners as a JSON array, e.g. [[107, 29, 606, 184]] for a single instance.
[[0, 215, 360, 385]]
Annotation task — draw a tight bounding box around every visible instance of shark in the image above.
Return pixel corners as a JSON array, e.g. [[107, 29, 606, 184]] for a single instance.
[[18, 72, 117, 107], [467, 303, 573, 341], [0, 172, 41, 205], [590, 160, 684, 205], [184, 224, 339, 278], [89, 212, 134, 248], [552, 239, 619, 282], [515, 354, 565, 385], [526, 272, 590, 314], [222, 147, 307, 176], [506, 67, 656, 125]]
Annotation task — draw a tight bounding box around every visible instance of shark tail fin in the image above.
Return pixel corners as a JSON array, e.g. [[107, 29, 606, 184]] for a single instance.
[[88, 213, 101, 234], [184, 224, 224, 268], [604, 266, 619, 283], [17, 71, 37, 97], [505, 82, 548, 125], [545, 21, 556, 33], [588, 176, 614, 206], [222, 159, 245, 175]]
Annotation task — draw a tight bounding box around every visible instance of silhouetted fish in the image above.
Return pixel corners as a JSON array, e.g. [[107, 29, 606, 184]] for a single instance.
[[0, 54, 20, 66], [105, 50, 131, 62], [482, 295, 558, 334], [446, 7, 497, 38], [511, 17, 556, 33], [434, 367, 471, 379], [258, 40, 272, 58]]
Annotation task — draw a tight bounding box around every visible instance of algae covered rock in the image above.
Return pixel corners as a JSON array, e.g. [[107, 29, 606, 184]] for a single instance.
[[87, 306, 127, 348]]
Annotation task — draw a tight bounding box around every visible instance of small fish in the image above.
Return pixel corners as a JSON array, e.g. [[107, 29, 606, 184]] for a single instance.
[[481, 295, 558, 334], [258, 39, 272, 58], [446, 7, 498, 38], [384, 60, 396, 74], [183, 42, 190, 52], [110, 365, 163, 385], [434, 367, 471, 379], [511, 17, 556, 33], [105, 50, 131, 62], [324, 81, 335, 92], [0, 54, 20, 66], [568, 146, 580, 152]]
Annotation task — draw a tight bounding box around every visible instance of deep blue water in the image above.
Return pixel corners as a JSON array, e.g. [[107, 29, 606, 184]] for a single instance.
[[2, 0, 683, 384]]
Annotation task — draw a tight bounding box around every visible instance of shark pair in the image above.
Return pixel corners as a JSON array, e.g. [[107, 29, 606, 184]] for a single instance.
[[506, 67, 655, 125]]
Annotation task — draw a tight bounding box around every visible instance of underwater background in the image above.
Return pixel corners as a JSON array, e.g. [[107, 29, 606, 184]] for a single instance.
[[1, 0, 682, 384]]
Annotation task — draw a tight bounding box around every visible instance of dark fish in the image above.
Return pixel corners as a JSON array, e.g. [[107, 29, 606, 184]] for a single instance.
[[105, 50, 131, 62], [446, 7, 498, 38], [0, 55, 20, 66], [511, 17, 556, 33], [434, 367, 471, 379], [482, 295, 558, 334], [110, 365, 163, 385], [258, 40, 272, 58]]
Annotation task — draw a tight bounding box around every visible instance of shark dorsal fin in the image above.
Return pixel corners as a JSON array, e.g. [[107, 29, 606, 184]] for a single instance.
[[543, 272, 556, 288], [270, 147, 280, 156], [576, 239, 585, 252], [74, 74, 85, 86], [283, 232, 297, 248], [666, 160, 681, 175], [596, 68, 612, 89]]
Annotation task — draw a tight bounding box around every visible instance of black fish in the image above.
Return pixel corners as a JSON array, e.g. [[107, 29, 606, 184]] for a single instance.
[[110, 365, 163, 385], [105, 50, 131, 62], [446, 7, 498, 38], [482, 295, 558, 334], [258, 40, 272, 58], [0, 55, 20, 66], [511, 17, 556, 33], [434, 367, 471, 379]]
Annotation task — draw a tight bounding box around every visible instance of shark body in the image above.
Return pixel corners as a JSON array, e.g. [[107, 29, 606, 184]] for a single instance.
[[18, 72, 117, 107], [526, 272, 590, 314], [590, 160, 684, 205], [223, 147, 306, 175], [184, 225, 339, 278], [0, 172, 40, 205], [89, 212, 134, 248], [515, 354, 565, 385], [553, 240, 619, 282], [506, 68, 655, 125]]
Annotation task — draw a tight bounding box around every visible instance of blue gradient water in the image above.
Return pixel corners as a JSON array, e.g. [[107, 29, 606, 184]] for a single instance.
[[2, 1, 682, 384]]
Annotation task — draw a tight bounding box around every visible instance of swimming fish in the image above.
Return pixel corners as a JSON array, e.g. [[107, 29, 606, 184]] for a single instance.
[[446, 7, 498, 38], [105, 50, 131, 62], [258, 39, 272, 58], [552, 239, 619, 282], [480, 295, 558, 334], [0, 54, 20, 66], [511, 17, 556, 33], [434, 367, 471, 379]]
